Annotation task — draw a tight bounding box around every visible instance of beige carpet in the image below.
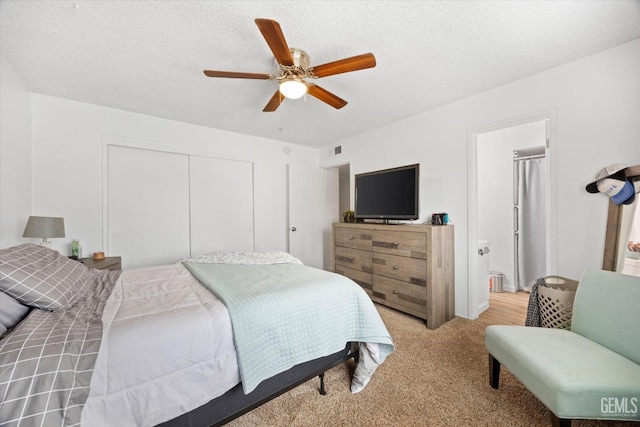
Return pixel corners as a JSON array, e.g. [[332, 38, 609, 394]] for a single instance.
[[227, 304, 639, 427]]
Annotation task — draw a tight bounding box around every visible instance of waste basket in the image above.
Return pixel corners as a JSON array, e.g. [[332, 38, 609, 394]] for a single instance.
[[489, 271, 504, 293]]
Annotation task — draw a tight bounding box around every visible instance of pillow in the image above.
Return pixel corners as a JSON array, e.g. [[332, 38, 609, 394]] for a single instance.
[[0, 243, 94, 310], [0, 287, 30, 336]]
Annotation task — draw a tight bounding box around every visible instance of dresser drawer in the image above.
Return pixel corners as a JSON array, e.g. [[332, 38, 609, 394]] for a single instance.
[[335, 246, 372, 273], [373, 275, 427, 316], [335, 227, 373, 251], [335, 265, 373, 296], [372, 252, 427, 286], [372, 229, 427, 259]]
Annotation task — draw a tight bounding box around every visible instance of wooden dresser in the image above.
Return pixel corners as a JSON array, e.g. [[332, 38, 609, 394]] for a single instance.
[[333, 222, 454, 329]]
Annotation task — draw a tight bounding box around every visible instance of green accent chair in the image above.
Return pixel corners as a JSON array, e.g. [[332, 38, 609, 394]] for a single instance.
[[485, 269, 640, 426]]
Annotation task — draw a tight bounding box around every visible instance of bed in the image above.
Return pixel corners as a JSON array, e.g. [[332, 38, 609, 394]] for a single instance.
[[0, 244, 394, 427]]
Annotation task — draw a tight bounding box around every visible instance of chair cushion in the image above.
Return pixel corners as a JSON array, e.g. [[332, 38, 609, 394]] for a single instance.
[[572, 269, 640, 365], [485, 325, 640, 421]]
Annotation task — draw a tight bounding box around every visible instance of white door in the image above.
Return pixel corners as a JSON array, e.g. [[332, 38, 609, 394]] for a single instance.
[[108, 145, 191, 269], [288, 163, 325, 269], [190, 156, 254, 256]]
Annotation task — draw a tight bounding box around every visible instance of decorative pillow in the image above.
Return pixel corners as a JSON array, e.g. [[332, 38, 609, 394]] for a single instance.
[[0, 286, 30, 336], [0, 243, 94, 310]]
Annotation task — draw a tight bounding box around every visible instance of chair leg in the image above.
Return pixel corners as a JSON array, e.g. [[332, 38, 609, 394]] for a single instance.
[[489, 354, 500, 389], [551, 413, 571, 427]]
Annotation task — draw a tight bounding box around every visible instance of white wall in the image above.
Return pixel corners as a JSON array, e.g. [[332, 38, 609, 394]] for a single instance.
[[29, 94, 320, 256], [477, 121, 546, 292], [0, 57, 31, 247], [321, 39, 640, 318], [5, 40, 640, 318]]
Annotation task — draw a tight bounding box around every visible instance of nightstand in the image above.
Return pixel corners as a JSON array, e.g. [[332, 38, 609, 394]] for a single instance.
[[80, 256, 122, 271]]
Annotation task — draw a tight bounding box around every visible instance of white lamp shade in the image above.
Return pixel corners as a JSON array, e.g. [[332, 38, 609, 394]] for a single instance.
[[23, 216, 65, 240], [279, 79, 308, 99]]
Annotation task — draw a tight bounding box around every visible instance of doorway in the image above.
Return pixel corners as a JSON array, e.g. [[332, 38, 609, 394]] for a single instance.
[[513, 146, 547, 290], [338, 164, 351, 217], [468, 112, 557, 319], [322, 163, 350, 272]]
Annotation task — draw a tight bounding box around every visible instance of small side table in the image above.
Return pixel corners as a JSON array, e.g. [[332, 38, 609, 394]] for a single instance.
[[81, 256, 122, 271]]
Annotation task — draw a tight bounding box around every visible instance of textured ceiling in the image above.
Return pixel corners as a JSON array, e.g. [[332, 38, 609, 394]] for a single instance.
[[1, 1, 639, 148]]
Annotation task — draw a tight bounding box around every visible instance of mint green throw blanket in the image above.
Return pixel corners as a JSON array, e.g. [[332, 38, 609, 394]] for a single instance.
[[183, 262, 394, 393]]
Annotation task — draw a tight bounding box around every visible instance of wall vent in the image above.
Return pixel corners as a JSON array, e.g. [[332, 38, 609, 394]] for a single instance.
[[334, 145, 342, 155]]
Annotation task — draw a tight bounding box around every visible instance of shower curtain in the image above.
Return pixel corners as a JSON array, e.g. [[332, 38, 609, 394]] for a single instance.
[[515, 157, 546, 290]]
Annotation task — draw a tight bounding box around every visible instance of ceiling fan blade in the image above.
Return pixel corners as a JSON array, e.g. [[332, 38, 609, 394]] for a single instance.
[[263, 90, 284, 112], [255, 19, 294, 66], [203, 70, 273, 79], [310, 53, 376, 78], [307, 84, 347, 109]]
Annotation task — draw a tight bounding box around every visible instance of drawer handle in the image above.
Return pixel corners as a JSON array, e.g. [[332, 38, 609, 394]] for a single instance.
[[394, 242, 399, 246], [393, 266, 399, 270], [393, 290, 399, 294], [350, 257, 354, 261], [349, 237, 354, 240]]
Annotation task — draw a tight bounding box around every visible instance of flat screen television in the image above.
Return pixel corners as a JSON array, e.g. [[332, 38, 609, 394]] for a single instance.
[[355, 163, 419, 221]]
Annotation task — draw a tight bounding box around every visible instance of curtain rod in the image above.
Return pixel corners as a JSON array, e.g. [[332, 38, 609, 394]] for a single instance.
[[513, 153, 545, 161]]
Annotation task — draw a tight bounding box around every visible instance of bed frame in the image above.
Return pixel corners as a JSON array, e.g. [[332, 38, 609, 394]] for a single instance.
[[158, 342, 359, 427]]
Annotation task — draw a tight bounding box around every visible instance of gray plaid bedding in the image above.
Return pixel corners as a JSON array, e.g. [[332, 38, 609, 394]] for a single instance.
[[0, 269, 120, 427]]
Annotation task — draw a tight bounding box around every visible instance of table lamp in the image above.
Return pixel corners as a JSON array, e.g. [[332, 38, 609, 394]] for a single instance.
[[22, 216, 65, 247]]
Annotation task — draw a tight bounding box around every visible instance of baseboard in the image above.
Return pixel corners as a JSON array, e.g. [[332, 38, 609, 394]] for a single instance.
[[478, 300, 490, 314]]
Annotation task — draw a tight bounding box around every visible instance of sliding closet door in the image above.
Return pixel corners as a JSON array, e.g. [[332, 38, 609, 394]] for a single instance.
[[108, 145, 191, 268], [189, 156, 254, 256]]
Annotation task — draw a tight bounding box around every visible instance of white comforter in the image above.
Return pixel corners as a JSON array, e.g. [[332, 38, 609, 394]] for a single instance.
[[81, 263, 240, 427]]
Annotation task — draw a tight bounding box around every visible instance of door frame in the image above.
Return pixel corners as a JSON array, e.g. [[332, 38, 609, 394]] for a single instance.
[[467, 109, 558, 319]]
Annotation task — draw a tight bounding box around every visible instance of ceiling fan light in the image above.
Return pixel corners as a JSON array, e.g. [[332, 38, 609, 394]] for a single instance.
[[279, 78, 308, 99]]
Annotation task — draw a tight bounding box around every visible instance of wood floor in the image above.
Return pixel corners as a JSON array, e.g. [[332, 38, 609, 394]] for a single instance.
[[478, 291, 530, 325]]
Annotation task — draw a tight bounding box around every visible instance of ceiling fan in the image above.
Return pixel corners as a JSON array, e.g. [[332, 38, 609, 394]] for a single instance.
[[203, 18, 376, 112]]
